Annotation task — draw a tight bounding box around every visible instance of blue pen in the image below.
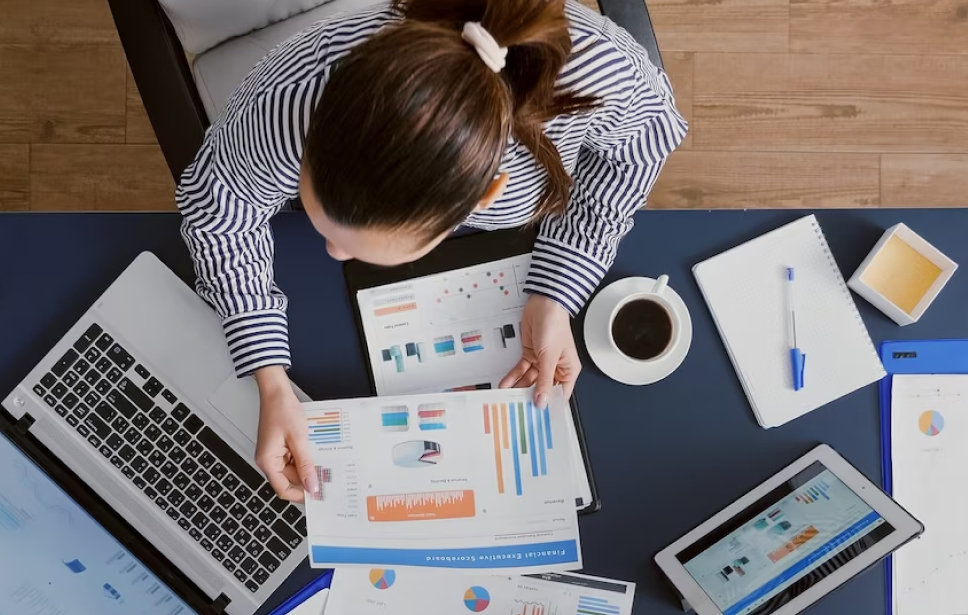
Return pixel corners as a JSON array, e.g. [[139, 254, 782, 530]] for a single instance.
[[786, 267, 806, 390]]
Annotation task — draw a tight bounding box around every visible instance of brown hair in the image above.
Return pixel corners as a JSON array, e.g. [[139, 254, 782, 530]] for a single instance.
[[304, 0, 597, 242]]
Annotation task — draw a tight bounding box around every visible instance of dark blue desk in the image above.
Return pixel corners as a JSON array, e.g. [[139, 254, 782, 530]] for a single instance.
[[1, 210, 966, 615]]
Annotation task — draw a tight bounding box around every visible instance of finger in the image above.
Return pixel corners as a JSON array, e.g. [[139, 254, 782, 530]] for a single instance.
[[513, 366, 540, 389], [534, 350, 559, 409], [262, 457, 305, 502], [289, 431, 320, 500], [499, 358, 533, 389], [559, 350, 581, 400], [280, 464, 307, 503]]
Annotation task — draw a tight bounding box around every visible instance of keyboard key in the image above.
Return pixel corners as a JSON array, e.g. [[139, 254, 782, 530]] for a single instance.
[[95, 332, 113, 351], [106, 367, 122, 383], [119, 445, 136, 462], [73, 359, 90, 375], [246, 580, 260, 593], [107, 344, 135, 371], [212, 549, 225, 562], [173, 429, 191, 446], [183, 414, 204, 435], [229, 547, 246, 564], [189, 528, 203, 542], [112, 416, 129, 433], [204, 523, 221, 540], [88, 435, 101, 448], [161, 418, 179, 435], [166, 507, 179, 522], [118, 378, 152, 411], [132, 412, 149, 430], [192, 512, 209, 530], [178, 518, 191, 532], [63, 372, 79, 387], [85, 369, 101, 385], [156, 479, 172, 496], [186, 441, 203, 457], [217, 492, 235, 510], [155, 497, 169, 512], [201, 538, 214, 552], [162, 389, 178, 405], [258, 509, 275, 525], [282, 505, 301, 526], [235, 485, 252, 502], [94, 402, 116, 422], [131, 456, 148, 473], [84, 415, 111, 439], [74, 324, 103, 352], [266, 537, 291, 561], [294, 517, 306, 535], [230, 503, 247, 520], [168, 490, 185, 507], [43, 394, 57, 408], [170, 447, 186, 464], [55, 405, 69, 417], [73, 403, 91, 419], [95, 357, 112, 373], [41, 373, 56, 388], [269, 498, 287, 513], [149, 407, 167, 423], [173, 472, 191, 490], [197, 427, 263, 489], [254, 525, 272, 543], [143, 468, 160, 484], [205, 480, 223, 497], [157, 436, 174, 453], [77, 423, 91, 438], [65, 414, 78, 426], [84, 348, 100, 364], [223, 474, 240, 491], [181, 458, 199, 475], [72, 381, 90, 397], [180, 501, 198, 517], [52, 349, 79, 376], [222, 518, 240, 535], [99, 445, 112, 458], [242, 515, 260, 533], [197, 494, 214, 510], [106, 434, 123, 450], [144, 486, 157, 499], [84, 392, 100, 407], [246, 496, 263, 514], [235, 528, 252, 545], [135, 364, 150, 379], [199, 452, 216, 469], [110, 456, 124, 469], [35, 383, 48, 397], [271, 520, 301, 549], [210, 463, 228, 481], [210, 507, 228, 524], [104, 391, 137, 420], [217, 535, 233, 551], [160, 461, 179, 478], [136, 440, 153, 456], [51, 383, 68, 399], [124, 427, 141, 445], [245, 539, 262, 558], [122, 466, 136, 480], [144, 425, 162, 441], [240, 557, 258, 574], [194, 470, 212, 488], [171, 403, 190, 422], [148, 451, 166, 467], [258, 484, 275, 502], [133, 475, 146, 489], [143, 377, 163, 398], [253, 568, 270, 585], [234, 569, 247, 583]]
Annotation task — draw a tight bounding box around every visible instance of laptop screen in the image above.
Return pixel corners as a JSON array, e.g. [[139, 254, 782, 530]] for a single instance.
[[0, 433, 199, 615]]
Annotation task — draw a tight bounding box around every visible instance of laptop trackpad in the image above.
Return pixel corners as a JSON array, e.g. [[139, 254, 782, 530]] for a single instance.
[[208, 377, 261, 447]]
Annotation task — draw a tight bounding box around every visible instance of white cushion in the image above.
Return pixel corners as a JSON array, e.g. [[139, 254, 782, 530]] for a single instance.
[[160, 0, 337, 55], [193, 0, 386, 121]]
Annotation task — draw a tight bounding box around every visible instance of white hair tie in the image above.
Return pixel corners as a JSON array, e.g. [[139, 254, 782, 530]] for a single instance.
[[461, 22, 508, 73]]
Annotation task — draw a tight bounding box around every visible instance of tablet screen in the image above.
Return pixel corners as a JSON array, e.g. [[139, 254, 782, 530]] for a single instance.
[[675, 462, 893, 615]]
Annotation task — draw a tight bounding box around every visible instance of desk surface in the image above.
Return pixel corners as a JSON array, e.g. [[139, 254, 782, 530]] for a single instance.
[[1, 210, 966, 615]]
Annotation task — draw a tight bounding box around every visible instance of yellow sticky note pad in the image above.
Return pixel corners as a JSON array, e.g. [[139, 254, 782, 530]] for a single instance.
[[860, 235, 942, 315]]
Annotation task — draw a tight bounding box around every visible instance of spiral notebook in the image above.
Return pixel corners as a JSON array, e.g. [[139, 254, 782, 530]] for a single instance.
[[694, 215, 885, 428]]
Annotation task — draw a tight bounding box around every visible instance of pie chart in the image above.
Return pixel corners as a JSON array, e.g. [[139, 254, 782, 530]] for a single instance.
[[919, 410, 944, 437], [463, 586, 491, 612], [368, 569, 396, 590]]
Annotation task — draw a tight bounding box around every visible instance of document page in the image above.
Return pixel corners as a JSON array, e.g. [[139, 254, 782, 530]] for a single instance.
[[891, 374, 968, 615], [356, 254, 593, 508], [303, 387, 582, 574], [326, 568, 635, 615]]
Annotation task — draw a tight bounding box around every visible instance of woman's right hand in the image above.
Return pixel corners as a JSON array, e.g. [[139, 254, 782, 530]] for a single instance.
[[253, 366, 318, 503]]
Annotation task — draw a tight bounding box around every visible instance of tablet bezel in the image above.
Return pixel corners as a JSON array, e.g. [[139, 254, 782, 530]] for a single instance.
[[342, 227, 601, 513], [654, 444, 923, 615]]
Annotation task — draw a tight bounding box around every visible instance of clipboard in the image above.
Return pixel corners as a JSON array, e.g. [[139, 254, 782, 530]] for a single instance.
[[878, 339, 968, 615], [343, 227, 601, 514], [266, 570, 333, 615]]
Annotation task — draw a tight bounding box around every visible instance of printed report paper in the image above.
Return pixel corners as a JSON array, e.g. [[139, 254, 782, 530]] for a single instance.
[[326, 567, 635, 615], [303, 387, 581, 573], [355, 253, 593, 508]]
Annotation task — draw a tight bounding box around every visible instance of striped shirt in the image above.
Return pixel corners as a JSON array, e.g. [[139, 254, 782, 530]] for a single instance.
[[177, 1, 688, 377]]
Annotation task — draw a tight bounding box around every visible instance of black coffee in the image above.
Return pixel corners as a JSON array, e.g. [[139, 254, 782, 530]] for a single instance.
[[611, 299, 673, 360]]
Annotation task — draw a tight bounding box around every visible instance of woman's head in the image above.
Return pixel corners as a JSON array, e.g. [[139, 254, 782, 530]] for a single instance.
[[301, 0, 595, 265]]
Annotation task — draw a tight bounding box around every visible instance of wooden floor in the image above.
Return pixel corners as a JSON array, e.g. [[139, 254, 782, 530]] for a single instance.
[[0, 0, 965, 211]]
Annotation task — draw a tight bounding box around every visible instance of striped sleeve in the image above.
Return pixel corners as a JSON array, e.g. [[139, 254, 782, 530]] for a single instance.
[[177, 144, 294, 377], [524, 23, 688, 315]]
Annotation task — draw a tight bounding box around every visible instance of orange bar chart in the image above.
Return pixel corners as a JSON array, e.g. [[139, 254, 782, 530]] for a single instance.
[[366, 490, 476, 522]]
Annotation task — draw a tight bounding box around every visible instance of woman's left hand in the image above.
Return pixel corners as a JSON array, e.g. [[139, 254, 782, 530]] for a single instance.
[[499, 294, 581, 407]]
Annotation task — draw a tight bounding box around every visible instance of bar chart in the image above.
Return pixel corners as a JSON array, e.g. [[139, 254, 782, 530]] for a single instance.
[[307, 409, 344, 447], [795, 479, 830, 504], [576, 594, 622, 615], [483, 401, 553, 496]]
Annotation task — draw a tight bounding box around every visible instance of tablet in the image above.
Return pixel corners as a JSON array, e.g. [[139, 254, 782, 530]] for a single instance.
[[343, 228, 600, 513], [655, 444, 922, 615]]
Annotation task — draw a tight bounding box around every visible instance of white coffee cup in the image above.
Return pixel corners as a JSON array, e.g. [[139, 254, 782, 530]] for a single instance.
[[607, 275, 683, 364]]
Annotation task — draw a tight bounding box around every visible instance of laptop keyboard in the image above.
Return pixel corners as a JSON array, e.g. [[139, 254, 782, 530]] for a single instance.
[[32, 323, 306, 594]]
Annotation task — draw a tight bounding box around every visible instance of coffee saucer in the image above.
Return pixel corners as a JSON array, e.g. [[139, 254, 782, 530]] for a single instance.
[[584, 277, 693, 386]]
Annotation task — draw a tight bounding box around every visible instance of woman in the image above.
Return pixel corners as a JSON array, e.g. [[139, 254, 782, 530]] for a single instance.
[[177, 0, 687, 503]]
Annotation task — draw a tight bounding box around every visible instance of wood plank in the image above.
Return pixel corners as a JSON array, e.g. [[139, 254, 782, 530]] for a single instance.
[[0, 0, 119, 44], [693, 53, 968, 152], [791, 0, 968, 55], [30, 145, 175, 211], [882, 154, 968, 207], [0, 145, 29, 211], [126, 66, 158, 145], [649, 151, 881, 208], [664, 52, 694, 149], [649, 0, 788, 52], [0, 44, 125, 144]]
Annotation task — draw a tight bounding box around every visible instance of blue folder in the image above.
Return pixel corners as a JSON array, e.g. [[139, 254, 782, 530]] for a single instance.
[[267, 570, 333, 615], [878, 339, 968, 615]]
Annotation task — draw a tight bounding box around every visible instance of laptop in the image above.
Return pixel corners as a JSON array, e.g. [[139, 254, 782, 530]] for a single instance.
[[2, 252, 307, 615]]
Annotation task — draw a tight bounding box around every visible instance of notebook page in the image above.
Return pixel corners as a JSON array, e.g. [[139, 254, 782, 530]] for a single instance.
[[694, 215, 884, 427]]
